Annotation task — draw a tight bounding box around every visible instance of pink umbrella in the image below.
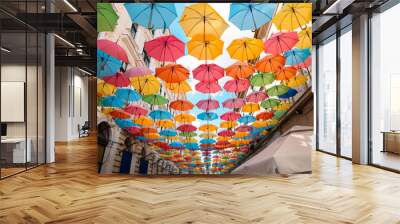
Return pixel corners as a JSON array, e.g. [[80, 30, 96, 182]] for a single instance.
[[224, 79, 250, 93], [246, 91, 268, 103], [177, 124, 197, 132], [264, 32, 299, 55], [196, 99, 219, 111], [195, 81, 221, 94], [222, 98, 245, 109], [125, 66, 152, 78], [103, 72, 130, 87], [220, 111, 241, 121], [144, 35, 185, 62], [125, 126, 141, 135], [294, 56, 311, 69], [236, 125, 252, 132], [124, 105, 148, 116], [193, 64, 224, 82], [218, 130, 235, 137], [97, 39, 129, 63]]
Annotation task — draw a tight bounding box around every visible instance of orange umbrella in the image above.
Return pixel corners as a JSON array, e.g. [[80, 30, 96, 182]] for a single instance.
[[275, 67, 297, 81], [134, 116, 153, 126], [109, 109, 131, 119], [256, 55, 285, 73], [187, 34, 224, 60], [170, 100, 194, 111], [165, 81, 192, 94], [199, 124, 218, 132], [252, 120, 268, 128], [217, 136, 231, 141], [174, 113, 196, 123], [256, 111, 274, 120], [155, 64, 189, 83], [225, 62, 255, 79], [220, 121, 238, 129], [241, 103, 260, 113], [156, 120, 175, 128], [141, 127, 157, 134]]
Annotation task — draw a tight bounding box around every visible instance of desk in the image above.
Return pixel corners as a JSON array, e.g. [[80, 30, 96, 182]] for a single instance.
[[381, 131, 400, 154], [1, 138, 31, 164]]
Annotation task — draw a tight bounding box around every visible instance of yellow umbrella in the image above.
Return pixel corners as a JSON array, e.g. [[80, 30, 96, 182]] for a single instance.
[[156, 120, 175, 128], [272, 3, 312, 31], [220, 121, 238, 129], [268, 119, 279, 126], [134, 116, 153, 127], [97, 80, 116, 96], [179, 3, 228, 38], [261, 130, 269, 135], [273, 103, 291, 111], [101, 107, 115, 115], [165, 81, 192, 94], [296, 27, 312, 49], [287, 74, 308, 88], [199, 132, 217, 139], [252, 120, 268, 128], [235, 132, 249, 138], [188, 34, 224, 60], [144, 133, 160, 139], [166, 136, 179, 141], [199, 124, 218, 132], [181, 137, 197, 143], [174, 113, 196, 123], [227, 38, 263, 62], [242, 102, 260, 113], [217, 136, 231, 141], [130, 75, 160, 95]]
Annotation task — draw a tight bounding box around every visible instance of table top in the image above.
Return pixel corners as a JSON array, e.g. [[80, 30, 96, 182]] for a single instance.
[[1, 138, 29, 143], [381, 131, 400, 134]]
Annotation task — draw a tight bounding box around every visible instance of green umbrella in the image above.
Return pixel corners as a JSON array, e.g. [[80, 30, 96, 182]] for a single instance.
[[250, 72, 275, 87], [266, 85, 289, 96], [180, 132, 197, 137], [260, 98, 281, 109], [142, 94, 168, 105], [273, 110, 287, 119], [97, 3, 119, 32]]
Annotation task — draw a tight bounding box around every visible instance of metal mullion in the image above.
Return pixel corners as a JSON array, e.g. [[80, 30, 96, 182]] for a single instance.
[[25, 0, 28, 171], [336, 28, 341, 157], [315, 45, 320, 150]]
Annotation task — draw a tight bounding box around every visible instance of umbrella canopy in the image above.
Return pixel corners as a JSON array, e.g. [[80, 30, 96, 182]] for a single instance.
[[125, 66, 152, 78], [142, 94, 169, 105], [188, 34, 224, 60], [160, 129, 178, 137], [156, 120, 175, 128], [125, 126, 141, 135], [242, 102, 260, 113], [238, 115, 256, 124], [97, 49, 122, 78], [156, 64, 189, 83], [255, 55, 285, 73], [110, 109, 131, 119], [195, 81, 221, 94], [199, 124, 218, 132], [124, 105, 148, 116], [284, 48, 311, 66], [220, 111, 241, 121], [236, 125, 253, 132], [222, 98, 245, 109], [200, 138, 216, 144], [124, 3, 177, 29], [272, 3, 312, 31], [130, 75, 160, 95], [197, 112, 218, 121], [250, 72, 275, 87], [279, 88, 298, 99], [193, 64, 224, 82], [114, 118, 137, 129], [134, 116, 154, 126], [224, 79, 250, 93], [145, 35, 185, 62], [97, 80, 116, 97], [227, 37, 264, 61], [196, 99, 219, 111], [170, 100, 194, 111], [220, 121, 238, 129], [294, 56, 311, 69], [261, 98, 281, 109], [177, 124, 197, 132], [218, 130, 235, 137], [174, 113, 196, 123], [97, 39, 129, 63], [149, 110, 172, 120], [256, 111, 274, 120], [287, 74, 307, 87], [296, 27, 312, 49], [246, 91, 268, 103], [141, 127, 158, 134], [275, 67, 297, 81], [99, 96, 125, 108], [165, 81, 192, 94], [225, 62, 255, 79], [180, 132, 197, 138], [97, 3, 119, 32], [199, 132, 217, 138], [229, 3, 277, 30], [103, 72, 130, 87], [170, 141, 184, 149], [267, 85, 290, 96], [115, 88, 141, 102], [264, 32, 299, 55], [179, 3, 228, 38]]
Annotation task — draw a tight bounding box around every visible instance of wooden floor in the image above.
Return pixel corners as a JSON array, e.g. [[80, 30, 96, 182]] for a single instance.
[[1, 136, 400, 224]]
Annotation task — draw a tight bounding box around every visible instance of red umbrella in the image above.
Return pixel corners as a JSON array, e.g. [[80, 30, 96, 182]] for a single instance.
[[124, 105, 148, 116], [236, 125, 252, 132], [193, 64, 224, 82], [256, 55, 285, 73], [264, 32, 299, 55], [125, 126, 141, 135], [125, 66, 152, 78], [156, 64, 189, 83], [177, 124, 197, 132], [220, 111, 241, 121], [225, 62, 255, 79], [110, 109, 130, 119], [224, 79, 250, 93], [97, 39, 129, 63], [246, 91, 268, 103], [215, 140, 232, 148], [218, 130, 235, 137], [256, 111, 274, 120], [222, 98, 245, 109], [195, 81, 221, 94], [103, 72, 130, 87], [170, 100, 194, 111], [144, 35, 185, 62], [196, 99, 219, 111]]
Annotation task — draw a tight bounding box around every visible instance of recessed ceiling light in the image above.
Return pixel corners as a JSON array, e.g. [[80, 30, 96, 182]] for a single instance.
[[54, 34, 75, 48], [63, 0, 78, 12], [1, 47, 11, 53]]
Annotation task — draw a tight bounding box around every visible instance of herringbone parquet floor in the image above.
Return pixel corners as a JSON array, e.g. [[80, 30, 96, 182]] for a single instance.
[[1, 135, 400, 224]]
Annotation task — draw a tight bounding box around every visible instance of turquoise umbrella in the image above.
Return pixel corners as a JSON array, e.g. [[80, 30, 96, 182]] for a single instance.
[[99, 96, 124, 108], [124, 3, 177, 29], [229, 3, 277, 30], [97, 49, 122, 78], [197, 112, 218, 121], [115, 88, 141, 102], [149, 110, 172, 120], [284, 48, 311, 66]]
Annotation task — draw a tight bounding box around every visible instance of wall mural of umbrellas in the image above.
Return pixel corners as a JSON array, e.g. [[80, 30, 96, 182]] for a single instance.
[[97, 2, 312, 175]]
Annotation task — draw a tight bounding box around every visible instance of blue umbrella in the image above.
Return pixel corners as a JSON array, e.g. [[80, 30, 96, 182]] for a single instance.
[[184, 143, 199, 150], [136, 136, 148, 141], [197, 112, 218, 121], [99, 96, 125, 108], [279, 88, 298, 99], [124, 3, 177, 29], [115, 88, 141, 102], [114, 118, 138, 129], [229, 3, 277, 30], [97, 49, 122, 78], [200, 138, 216, 144], [238, 115, 256, 124], [149, 110, 172, 120], [284, 48, 311, 66], [170, 141, 184, 148], [159, 129, 177, 137]]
